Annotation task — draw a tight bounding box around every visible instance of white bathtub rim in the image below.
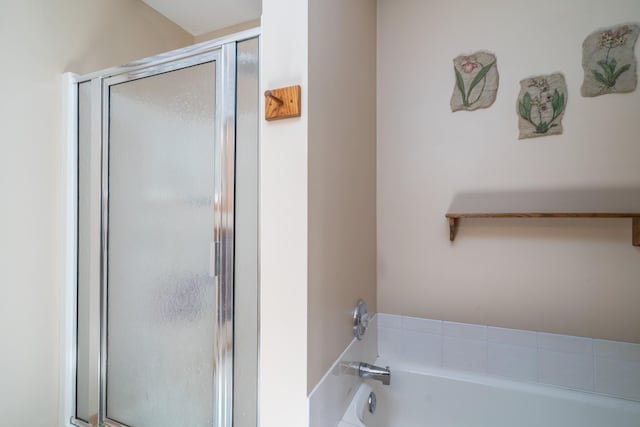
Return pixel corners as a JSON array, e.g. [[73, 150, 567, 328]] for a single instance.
[[375, 357, 640, 410]]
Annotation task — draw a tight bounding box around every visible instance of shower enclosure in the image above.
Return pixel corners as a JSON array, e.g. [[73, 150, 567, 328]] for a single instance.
[[64, 30, 259, 427]]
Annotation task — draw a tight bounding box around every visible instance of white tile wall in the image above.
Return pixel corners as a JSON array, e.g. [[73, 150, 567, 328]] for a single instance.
[[378, 313, 640, 402], [594, 339, 640, 400], [595, 357, 640, 401], [488, 326, 537, 347], [443, 321, 487, 340], [403, 330, 442, 366], [594, 339, 640, 362], [488, 342, 537, 381], [402, 316, 442, 334], [538, 348, 594, 391], [377, 313, 402, 329], [538, 332, 593, 354], [377, 326, 403, 361], [487, 326, 538, 381], [443, 336, 487, 373]]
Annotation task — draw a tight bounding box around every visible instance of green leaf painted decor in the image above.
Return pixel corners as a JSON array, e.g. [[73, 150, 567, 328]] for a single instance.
[[451, 52, 499, 112], [455, 68, 467, 105], [517, 74, 567, 140], [468, 61, 495, 97], [581, 24, 639, 97]]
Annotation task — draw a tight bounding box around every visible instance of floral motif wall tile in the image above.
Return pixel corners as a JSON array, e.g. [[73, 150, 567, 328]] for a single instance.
[[581, 24, 639, 97], [517, 74, 567, 140], [451, 51, 499, 112]]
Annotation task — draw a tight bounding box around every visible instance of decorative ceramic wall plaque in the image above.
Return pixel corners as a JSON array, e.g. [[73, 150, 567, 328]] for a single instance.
[[517, 74, 567, 140], [451, 52, 498, 112], [581, 24, 639, 97]]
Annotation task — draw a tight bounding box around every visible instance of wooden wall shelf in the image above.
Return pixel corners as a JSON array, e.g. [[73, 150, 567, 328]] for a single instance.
[[445, 190, 640, 247]]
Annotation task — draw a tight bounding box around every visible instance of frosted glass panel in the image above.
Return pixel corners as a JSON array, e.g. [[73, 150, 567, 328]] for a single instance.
[[106, 62, 216, 427], [234, 37, 259, 427], [77, 81, 95, 423]]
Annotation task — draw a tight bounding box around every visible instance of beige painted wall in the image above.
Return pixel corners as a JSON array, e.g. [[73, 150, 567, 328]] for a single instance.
[[0, 1, 191, 425], [260, 0, 377, 416], [307, 0, 377, 392], [194, 19, 261, 43], [377, 0, 640, 343], [259, 0, 309, 426]]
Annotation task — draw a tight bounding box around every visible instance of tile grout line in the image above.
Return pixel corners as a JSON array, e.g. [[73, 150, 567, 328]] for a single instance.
[[484, 325, 489, 374], [536, 331, 541, 384], [591, 338, 596, 392], [440, 318, 445, 368]]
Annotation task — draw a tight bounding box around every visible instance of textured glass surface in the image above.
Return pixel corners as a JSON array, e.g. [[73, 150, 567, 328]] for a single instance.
[[106, 62, 216, 427], [76, 81, 94, 423], [234, 37, 259, 427]]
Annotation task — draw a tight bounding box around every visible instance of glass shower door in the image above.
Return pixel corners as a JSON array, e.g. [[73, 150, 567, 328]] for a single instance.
[[103, 58, 224, 427], [72, 38, 255, 427]]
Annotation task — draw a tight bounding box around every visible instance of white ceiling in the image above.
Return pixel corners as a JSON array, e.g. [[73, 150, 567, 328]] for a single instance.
[[141, 0, 262, 36]]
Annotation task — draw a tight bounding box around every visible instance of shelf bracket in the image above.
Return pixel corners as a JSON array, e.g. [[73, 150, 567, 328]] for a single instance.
[[633, 218, 640, 247], [448, 217, 459, 242]]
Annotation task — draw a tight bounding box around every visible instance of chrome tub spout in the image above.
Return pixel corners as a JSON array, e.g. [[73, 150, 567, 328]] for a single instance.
[[356, 362, 391, 385]]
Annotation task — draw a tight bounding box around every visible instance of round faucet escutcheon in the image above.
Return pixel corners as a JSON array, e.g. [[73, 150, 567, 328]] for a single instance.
[[368, 391, 377, 414]]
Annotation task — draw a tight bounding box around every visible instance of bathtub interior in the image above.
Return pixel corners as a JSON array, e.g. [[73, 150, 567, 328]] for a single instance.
[[337, 382, 372, 427], [340, 364, 640, 427]]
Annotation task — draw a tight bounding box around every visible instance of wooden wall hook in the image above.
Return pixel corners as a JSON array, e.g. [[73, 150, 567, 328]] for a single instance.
[[264, 85, 301, 121], [264, 90, 284, 105]]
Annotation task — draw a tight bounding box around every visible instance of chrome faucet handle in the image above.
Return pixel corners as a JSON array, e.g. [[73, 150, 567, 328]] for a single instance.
[[353, 299, 369, 340]]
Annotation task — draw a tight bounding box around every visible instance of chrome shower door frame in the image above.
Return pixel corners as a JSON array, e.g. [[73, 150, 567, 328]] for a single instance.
[[100, 46, 235, 427], [65, 29, 259, 427]]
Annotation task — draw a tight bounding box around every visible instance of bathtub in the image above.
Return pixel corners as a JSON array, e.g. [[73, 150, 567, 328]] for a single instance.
[[339, 365, 640, 427]]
